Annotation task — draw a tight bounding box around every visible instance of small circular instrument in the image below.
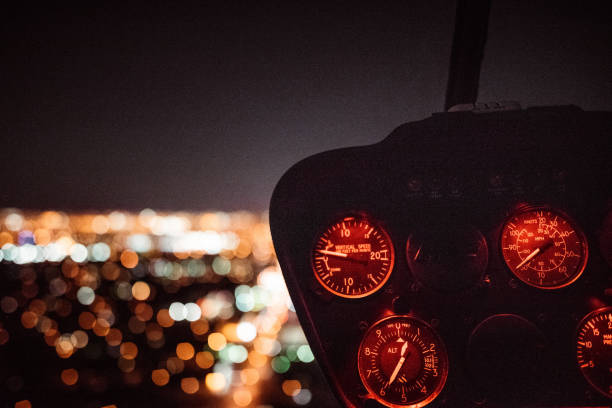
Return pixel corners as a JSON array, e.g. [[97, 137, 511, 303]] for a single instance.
[[357, 315, 448, 407], [467, 314, 547, 404], [311, 215, 394, 298], [576, 307, 612, 399], [406, 224, 488, 292], [500, 206, 588, 289]]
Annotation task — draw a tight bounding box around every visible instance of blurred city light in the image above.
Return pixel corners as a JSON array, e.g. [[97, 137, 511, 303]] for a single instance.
[[0, 209, 325, 407]]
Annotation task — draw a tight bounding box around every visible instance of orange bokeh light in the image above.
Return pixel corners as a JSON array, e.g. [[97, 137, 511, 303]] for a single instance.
[[93, 318, 110, 337], [105, 328, 123, 346], [176, 342, 195, 360], [166, 356, 185, 374], [21, 311, 38, 329], [190, 319, 209, 335], [156, 309, 174, 328], [78, 311, 96, 330], [151, 369, 170, 386], [205, 372, 226, 393], [282, 379, 302, 396], [120, 250, 139, 269], [207, 332, 226, 351], [28, 299, 47, 315], [131, 281, 150, 300], [233, 388, 253, 407], [195, 351, 214, 369], [134, 302, 153, 322], [120, 342, 138, 360], [180, 377, 200, 394], [61, 368, 79, 386]]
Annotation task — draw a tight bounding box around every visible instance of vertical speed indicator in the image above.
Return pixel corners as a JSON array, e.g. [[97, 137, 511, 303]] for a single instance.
[[311, 215, 395, 298]]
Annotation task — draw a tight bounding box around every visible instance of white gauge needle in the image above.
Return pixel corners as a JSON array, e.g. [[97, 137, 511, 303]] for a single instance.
[[515, 247, 541, 270], [388, 341, 409, 386], [317, 249, 348, 258]]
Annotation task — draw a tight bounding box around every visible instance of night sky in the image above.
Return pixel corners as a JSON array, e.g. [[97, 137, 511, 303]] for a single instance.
[[2, 1, 611, 211]]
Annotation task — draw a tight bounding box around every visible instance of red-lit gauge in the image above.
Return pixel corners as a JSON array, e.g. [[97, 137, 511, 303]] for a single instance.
[[311, 215, 394, 298], [500, 206, 588, 289], [576, 307, 612, 399], [358, 315, 449, 408]]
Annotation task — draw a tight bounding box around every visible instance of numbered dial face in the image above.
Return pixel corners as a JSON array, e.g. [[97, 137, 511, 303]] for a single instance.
[[358, 315, 449, 408], [500, 207, 588, 289], [576, 307, 612, 399], [311, 216, 394, 298]]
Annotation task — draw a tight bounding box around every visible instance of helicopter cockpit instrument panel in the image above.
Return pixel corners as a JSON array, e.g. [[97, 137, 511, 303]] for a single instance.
[[270, 106, 612, 407]]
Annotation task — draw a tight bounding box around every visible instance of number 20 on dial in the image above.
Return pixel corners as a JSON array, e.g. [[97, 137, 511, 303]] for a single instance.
[[311, 216, 395, 298], [500, 207, 588, 289]]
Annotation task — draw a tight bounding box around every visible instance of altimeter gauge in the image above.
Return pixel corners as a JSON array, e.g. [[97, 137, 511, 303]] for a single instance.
[[358, 315, 449, 407], [311, 215, 394, 298]]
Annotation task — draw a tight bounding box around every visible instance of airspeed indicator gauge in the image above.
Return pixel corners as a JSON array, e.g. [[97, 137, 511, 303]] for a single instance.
[[500, 206, 588, 289]]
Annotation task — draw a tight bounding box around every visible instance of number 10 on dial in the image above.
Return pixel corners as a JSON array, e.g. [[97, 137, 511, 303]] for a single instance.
[[311, 215, 395, 298]]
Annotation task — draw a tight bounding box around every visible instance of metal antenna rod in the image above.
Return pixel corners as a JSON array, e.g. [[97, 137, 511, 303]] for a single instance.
[[444, 0, 491, 111]]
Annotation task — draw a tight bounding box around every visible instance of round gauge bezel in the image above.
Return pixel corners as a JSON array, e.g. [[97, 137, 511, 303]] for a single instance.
[[405, 225, 489, 293], [575, 306, 612, 399], [499, 205, 589, 290], [357, 314, 449, 408], [310, 214, 395, 299]]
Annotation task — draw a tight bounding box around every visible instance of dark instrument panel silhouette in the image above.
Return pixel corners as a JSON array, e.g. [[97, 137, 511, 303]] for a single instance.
[[270, 106, 612, 407]]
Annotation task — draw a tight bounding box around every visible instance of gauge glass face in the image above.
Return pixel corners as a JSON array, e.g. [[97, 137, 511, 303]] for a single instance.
[[406, 225, 488, 292], [311, 216, 394, 298], [500, 207, 588, 289], [358, 315, 449, 407], [576, 307, 612, 399]]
